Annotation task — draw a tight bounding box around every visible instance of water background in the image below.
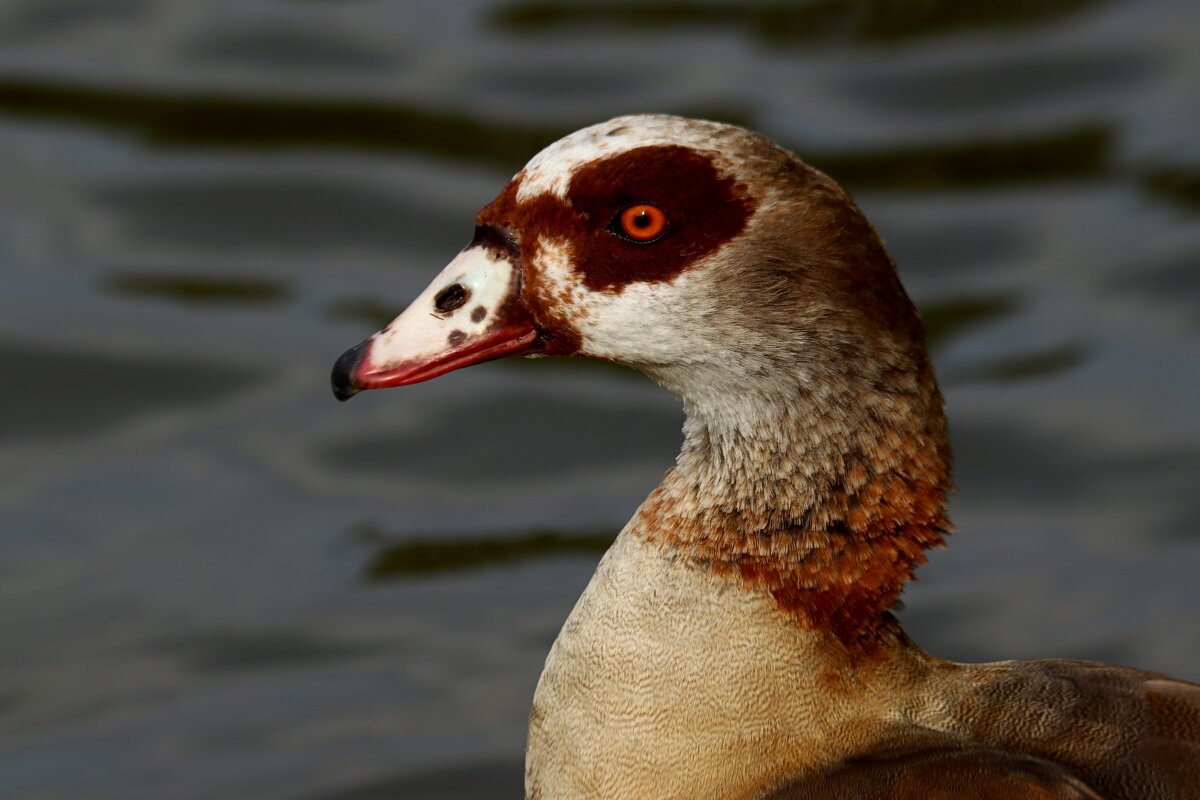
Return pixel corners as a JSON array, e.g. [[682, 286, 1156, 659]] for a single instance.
[[1, 1, 1199, 798]]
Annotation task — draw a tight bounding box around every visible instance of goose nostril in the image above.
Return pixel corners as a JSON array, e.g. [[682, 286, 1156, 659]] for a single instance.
[[434, 283, 469, 314]]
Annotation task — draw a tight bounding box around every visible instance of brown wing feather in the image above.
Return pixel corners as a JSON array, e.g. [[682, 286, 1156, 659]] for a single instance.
[[1142, 677, 1200, 788], [759, 743, 1106, 799], [951, 661, 1200, 798], [762, 663, 1200, 800]]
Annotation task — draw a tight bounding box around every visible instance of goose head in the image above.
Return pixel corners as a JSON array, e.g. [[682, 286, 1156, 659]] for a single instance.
[[332, 115, 938, 438]]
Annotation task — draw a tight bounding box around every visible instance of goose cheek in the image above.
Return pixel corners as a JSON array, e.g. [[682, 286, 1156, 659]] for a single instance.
[[331, 247, 538, 399]]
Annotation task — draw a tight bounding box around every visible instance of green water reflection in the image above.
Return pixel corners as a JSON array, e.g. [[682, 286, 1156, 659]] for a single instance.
[[325, 297, 404, 328], [1145, 168, 1200, 212], [490, 0, 1108, 43], [0, 76, 1113, 190], [814, 125, 1111, 190], [0, 76, 559, 166], [919, 293, 1020, 351], [951, 343, 1087, 383], [105, 271, 292, 307], [0, 76, 747, 169], [355, 523, 613, 580]]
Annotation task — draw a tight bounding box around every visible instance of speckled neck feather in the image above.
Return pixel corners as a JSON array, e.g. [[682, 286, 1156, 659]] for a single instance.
[[635, 382, 951, 646], [631, 165, 954, 647]]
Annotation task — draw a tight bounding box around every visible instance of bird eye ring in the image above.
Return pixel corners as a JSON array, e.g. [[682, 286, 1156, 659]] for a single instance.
[[612, 204, 668, 243]]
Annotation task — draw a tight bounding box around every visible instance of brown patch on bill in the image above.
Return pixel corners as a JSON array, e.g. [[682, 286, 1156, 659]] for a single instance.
[[434, 283, 469, 315]]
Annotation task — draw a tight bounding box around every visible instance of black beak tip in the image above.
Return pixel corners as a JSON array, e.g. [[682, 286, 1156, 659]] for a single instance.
[[331, 342, 367, 402]]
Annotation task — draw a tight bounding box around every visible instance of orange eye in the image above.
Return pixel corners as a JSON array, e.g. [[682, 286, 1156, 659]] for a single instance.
[[617, 204, 668, 242]]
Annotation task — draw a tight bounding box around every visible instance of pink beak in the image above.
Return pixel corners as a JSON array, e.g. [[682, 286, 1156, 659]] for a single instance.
[[331, 242, 539, 400]]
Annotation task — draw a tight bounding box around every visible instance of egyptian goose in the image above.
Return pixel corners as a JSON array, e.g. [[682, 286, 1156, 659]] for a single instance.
[[331, 115, 1200, 799]]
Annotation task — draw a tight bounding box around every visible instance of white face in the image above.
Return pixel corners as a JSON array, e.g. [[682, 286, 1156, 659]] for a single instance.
[[527, 235, 723, 368]]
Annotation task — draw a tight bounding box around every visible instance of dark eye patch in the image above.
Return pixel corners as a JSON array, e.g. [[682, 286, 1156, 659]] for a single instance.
[[564, 145, 753, 291], [475, 145, 754, 299]]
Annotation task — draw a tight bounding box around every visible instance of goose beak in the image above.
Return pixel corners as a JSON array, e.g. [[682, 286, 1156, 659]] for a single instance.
[[331, 245, 538, 401]]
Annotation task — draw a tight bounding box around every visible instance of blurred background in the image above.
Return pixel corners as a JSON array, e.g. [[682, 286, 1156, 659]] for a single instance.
[[1, 1, 1198, 798]]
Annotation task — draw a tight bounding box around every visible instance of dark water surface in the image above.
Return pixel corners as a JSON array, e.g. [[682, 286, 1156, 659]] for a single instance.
[[1, 1, 1198, 798]]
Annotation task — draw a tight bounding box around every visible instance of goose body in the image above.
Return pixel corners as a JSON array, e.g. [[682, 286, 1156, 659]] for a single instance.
[[332, 115, 1200, 799]]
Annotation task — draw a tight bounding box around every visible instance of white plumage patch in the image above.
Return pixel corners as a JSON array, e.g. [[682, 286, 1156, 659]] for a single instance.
[[516, 114, 733, 202], [531, 235, 720, 369]]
